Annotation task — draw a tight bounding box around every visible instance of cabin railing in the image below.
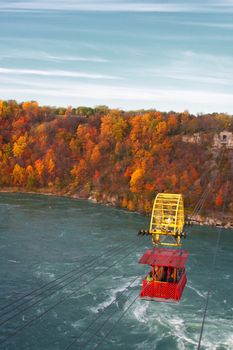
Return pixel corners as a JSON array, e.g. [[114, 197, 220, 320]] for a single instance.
[[140, 272, 187, 301]]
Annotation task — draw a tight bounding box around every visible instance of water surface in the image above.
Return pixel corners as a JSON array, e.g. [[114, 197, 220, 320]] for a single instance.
[[0, 193, 232, 349]]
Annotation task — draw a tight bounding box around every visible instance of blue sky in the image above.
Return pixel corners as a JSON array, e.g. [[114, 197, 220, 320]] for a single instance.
[[0, 0, 233, 113]]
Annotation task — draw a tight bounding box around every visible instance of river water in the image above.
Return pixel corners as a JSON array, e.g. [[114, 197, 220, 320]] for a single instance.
[[0, 193, 232, 350]]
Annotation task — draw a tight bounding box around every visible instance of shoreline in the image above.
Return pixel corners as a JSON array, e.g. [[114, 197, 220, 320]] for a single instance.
[[0, 187, 233, 230]]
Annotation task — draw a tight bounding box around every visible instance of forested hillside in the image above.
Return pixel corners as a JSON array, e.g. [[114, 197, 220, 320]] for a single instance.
[[0, 100, 232, 216]]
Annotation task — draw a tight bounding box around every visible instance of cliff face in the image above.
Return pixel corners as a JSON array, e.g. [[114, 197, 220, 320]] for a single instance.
[[182, 131, 233, 150], [188, 214, 233, 229]]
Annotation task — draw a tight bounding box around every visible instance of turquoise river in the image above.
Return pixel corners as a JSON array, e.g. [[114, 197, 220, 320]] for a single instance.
[[0, 193, 232, 350]]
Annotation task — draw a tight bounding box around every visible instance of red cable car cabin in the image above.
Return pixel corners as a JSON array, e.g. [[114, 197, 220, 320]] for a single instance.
[[139, 248, 189, 303]]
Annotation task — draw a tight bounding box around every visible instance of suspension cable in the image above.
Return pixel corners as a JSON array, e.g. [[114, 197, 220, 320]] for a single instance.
[[94, 294, 139, 350], [64, 276, 140, 350], [0, 257, 92, 313], [197, 179, 228, 349], [81, 278, 153, 350], [0, 239, 137, 328], [0, 238, 138, 324], [0, 236, 137, 315], [0, 242, 141, 346]]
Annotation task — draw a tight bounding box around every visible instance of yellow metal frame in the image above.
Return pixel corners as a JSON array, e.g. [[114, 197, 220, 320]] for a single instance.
[[149, 193, 184, 247]]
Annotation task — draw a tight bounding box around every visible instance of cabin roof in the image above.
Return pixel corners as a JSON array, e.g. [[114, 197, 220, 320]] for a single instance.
[[139, 248, 189, 268]]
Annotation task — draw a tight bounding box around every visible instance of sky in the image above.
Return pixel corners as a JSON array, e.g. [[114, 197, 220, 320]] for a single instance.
[[0, 0, 233, 113]]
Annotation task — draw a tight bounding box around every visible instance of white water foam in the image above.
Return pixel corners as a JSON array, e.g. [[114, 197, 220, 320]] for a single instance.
[[131, 299, 150, 324], [201, 316, 233, 350], [187, 282, 207, 299], [155, 307, 233, 350], [156, 312, 198, 348], [129, 301, 197, 348], [112, 275, 123, 280], [58, 231, 65, 237], [34, 271, 56, 280], [136, 339, 154, 350], [71, 320, 84, 329], [91, 231, 101, 236], [90, 279, 137, 314]]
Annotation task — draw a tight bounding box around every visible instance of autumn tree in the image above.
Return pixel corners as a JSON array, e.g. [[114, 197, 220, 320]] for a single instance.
[[13, 134, 28, 158], [12, 164, 25, 186], [0, 99, 232, 215]]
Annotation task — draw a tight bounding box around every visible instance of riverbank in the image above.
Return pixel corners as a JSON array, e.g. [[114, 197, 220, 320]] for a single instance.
[[187, 214, 233, 229], [1, 187, 233, 229]]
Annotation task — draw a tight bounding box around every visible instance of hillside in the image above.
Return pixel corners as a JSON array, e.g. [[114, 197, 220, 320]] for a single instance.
[[0, 100, 232, 221]]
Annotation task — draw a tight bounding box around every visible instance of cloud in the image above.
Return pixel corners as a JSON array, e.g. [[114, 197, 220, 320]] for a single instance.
[[0, 2, 195, 12], [0, 1, 232, 13], [150, 70, 232, 86], [179, 21, 233, 30], [147, 50, 233, 86], [182, 50, 231, 64], [47, 55, 108, 63], [1, 78, 233, 113], [0, 51, 109, 63], [0, 67, 121, 80]]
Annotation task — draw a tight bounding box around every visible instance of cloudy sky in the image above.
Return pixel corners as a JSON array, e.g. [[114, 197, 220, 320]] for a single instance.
[[0, 0, 233, 113]]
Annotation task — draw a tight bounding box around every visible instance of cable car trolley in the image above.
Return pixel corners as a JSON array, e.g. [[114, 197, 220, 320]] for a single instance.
[[138, 193, 189, 302], [150, 193, 185, 247]]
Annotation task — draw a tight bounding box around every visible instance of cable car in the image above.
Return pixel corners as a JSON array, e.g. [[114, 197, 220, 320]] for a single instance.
[[139, 247, 189, 302], [138, 193, 189, 302]]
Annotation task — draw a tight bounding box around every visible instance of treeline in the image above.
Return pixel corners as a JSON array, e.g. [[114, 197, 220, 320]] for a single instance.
[[0, 99, 232, 214]]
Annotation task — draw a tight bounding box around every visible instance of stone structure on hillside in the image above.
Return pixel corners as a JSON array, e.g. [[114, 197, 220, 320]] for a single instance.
[[182, 133, 201, 144], [213, 131, 233, 149], [182, 131, 233, 149]]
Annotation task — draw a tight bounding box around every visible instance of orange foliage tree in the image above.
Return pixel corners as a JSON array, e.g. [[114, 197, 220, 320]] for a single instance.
[[0, 99, 232, 214]]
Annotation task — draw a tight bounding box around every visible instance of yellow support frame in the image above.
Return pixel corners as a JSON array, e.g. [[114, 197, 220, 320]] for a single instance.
[[149, 193, 184, 247]]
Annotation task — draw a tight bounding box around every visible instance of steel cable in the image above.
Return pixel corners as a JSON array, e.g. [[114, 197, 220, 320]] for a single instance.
[[94, 293, 139, 350], [0, 241, 134, 319], [64, 275, 140, 350], [80, 277, 153, 350], [197, 179, 229, 349], [0, 242, 142, 346], [0, 239, 137, 327], [0, 236, 138, 315], [83, 291, 138, 350]]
